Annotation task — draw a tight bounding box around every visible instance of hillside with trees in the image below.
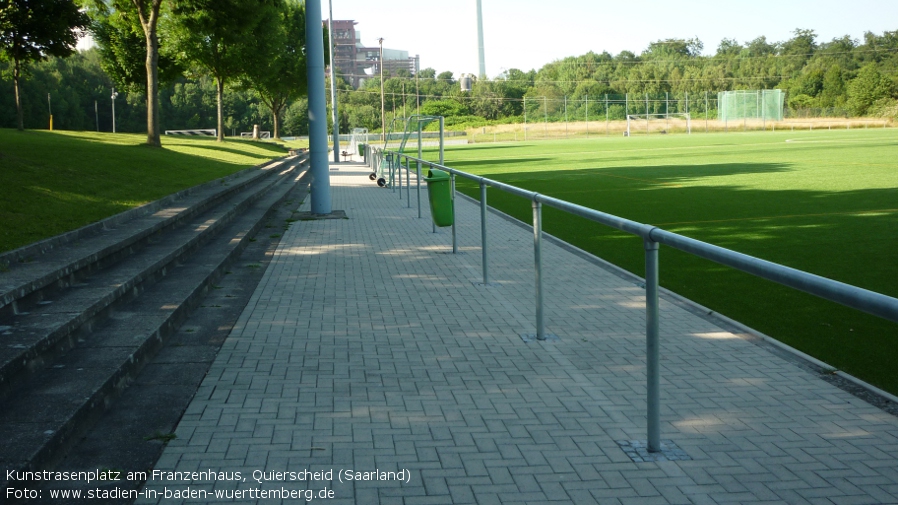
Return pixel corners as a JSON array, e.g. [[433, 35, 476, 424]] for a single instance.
[[3, 19, 896, 136]]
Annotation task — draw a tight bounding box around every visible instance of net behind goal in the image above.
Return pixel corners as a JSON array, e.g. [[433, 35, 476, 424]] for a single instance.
[[626, 113, 691, 136], [348, 128, 368, 156], [717, 90, 784, 121]]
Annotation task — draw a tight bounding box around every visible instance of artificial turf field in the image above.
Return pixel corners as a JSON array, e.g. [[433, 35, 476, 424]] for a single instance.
[[441, 129, 898, 395]]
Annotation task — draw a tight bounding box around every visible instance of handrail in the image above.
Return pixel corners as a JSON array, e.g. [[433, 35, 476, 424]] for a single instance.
[[382, 149, 898, 324], [368, 145, 898, 454]]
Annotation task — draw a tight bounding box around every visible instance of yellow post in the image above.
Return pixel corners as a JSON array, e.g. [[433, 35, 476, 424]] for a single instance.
[[50, 115, 53, 131]]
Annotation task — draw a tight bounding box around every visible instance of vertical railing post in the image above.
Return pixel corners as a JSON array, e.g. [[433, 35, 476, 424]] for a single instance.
[[417, 161, 422, 218], [644, 237, 661, 452], [533, 200, 545, 340], [480, 181, 489, 284], [406, 157, 411, 208], [439, 117, 445, 165], [451, 173, 457, 254], [398, 155, 402, 200]]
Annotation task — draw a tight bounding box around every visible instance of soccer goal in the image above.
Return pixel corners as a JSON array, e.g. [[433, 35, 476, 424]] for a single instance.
[[626, 113, 691, 136]]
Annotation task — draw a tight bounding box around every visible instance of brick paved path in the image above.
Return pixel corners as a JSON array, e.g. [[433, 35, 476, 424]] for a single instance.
[[138, 164, 898, 504]]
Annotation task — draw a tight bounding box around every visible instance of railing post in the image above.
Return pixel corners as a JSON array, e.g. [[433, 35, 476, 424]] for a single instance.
[[451, 173, 457, 254], [398, 156, 402, 200], [644, 237, 661, 452], [480, 181, 489, 284], [406, 157, 411, 208], [533, 200, 545, 340], [417, 161, 422, 218]]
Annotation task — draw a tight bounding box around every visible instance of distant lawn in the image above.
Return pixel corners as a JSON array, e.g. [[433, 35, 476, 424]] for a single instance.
[[0, 129, 289, 253], [443, 130, 898, 395]]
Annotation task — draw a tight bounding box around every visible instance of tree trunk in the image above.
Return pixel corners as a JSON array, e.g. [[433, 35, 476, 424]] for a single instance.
[[134, 0, 162, 147], [272, 98, 287, 140], [145, 28, 161, 146], [13, 59, 24, 131], [216, 77, 225, 142]]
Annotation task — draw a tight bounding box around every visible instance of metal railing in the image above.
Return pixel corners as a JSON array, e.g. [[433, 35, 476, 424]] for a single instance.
[[365, 145, 898, 453]]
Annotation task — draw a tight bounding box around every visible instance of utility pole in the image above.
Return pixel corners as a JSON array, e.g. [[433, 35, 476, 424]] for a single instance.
[[111, 88, 119, 133], [379, 37, 385, 141], [327, 0, 339, 162]]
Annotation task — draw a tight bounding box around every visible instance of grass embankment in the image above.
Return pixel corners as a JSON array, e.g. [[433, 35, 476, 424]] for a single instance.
[[443, 130, 898, 395], [0, 129, 289, 253]]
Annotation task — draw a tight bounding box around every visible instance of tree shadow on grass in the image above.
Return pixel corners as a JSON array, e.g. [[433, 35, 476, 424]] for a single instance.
[[455, 162, 898, 394], [446, 157, 553, 169], [185, 143, 287, 161]]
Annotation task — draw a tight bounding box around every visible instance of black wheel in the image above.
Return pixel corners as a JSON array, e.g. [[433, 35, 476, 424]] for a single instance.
[[368, 173, 377, 181], [376, 177, 387, 187]]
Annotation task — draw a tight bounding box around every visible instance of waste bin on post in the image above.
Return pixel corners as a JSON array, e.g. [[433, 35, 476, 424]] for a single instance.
[[424, 168, 453, 227], [358, 143, 366, 156]]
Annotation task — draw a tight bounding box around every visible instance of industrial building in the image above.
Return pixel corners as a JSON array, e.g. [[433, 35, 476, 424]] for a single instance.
[[327, 19, 419, 88]]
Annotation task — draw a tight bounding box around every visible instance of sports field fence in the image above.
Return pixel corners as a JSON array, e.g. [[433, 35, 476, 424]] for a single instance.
[[465, 91, 893, 143]]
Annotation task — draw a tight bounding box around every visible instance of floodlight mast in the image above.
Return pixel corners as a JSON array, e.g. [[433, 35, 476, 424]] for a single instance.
[[379, 38, 385, 142], [306, 0, 332, 214], [476, 0, 486, 79]]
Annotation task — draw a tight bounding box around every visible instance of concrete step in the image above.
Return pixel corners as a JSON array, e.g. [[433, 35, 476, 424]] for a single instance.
[[0, 157, 290, 317], [0, 157, 309, 488], [0, 156, 304, 398]]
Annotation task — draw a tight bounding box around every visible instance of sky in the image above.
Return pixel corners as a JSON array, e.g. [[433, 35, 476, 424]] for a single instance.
[[326, 0, 898, 79]]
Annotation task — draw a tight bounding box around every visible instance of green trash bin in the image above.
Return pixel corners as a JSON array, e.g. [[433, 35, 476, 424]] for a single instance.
[[357, 143, 365, 156], [424, 168, 453, 227]]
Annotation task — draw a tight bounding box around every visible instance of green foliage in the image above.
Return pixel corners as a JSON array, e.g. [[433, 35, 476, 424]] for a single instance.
[[171, 0, 281, 140], [847, 63, 893, 116], [0, 0, 90, 128], [0, 0, 89, 64], [88, 1, 183, 94], [420, 99, 469, 117], [4, 24, 898, 135]]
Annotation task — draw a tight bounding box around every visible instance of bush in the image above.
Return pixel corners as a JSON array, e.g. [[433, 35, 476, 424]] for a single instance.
[[420, 99, 469, 118], [868, 98, 898, 119]]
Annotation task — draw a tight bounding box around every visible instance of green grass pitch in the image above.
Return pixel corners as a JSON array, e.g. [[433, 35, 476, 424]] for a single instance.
[[0, 129, 289, 254], [442, 129, 898, 395]]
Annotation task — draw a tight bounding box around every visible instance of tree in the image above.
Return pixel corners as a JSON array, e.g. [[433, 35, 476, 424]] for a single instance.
[[819, 65, 846, 108], [89, 2, 182, 95], [0, 0, 89, 130], [80, 0, 167, 146], [847, 63, 892, 116], [173, 0, 281, 142], [420, 99, 468, 118], [240, 0, 328, 139]]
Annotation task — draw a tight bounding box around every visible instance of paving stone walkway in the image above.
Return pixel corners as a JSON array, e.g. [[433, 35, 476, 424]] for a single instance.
[[138, 163, 898, 505]]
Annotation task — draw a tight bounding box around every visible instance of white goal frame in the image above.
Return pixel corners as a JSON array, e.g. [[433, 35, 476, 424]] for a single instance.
[[626, 113, 691, 136]]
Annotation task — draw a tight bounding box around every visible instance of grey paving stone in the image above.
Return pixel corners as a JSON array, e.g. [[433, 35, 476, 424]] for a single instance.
[[136, 164, 898, 505]]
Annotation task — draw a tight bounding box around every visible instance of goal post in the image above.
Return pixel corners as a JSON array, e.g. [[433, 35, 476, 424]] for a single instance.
[[626, 113, 691, 136]]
